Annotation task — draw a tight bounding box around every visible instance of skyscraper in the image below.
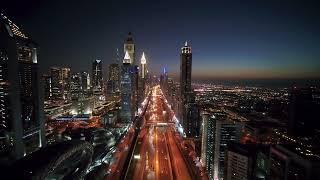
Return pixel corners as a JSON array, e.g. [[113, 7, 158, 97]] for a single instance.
[[80, 71, 90, 95], [201, 109, 243, 180], [107, 63, 120, 94], [43, 74, 52, 101], [120, 51, 132, 122], [49, 67, 71, 101], [166, 78, 178, 110], [92, 59, 103, 92], [61, 67, 71, 101], [201, 111, 215, 179], [70, 73, 81, 100], [124, 32, 135, 65], [179, 41, 199, 137], [123, 32, 138, 114], [269, 145, 320, 180], [138, 52, 147, 103], [132, 65, 139, 112], [160, 67, 168, 95], [180, 41, 192, 95], [108, 63, 120, 82], [289, 87, 319, 137], [50, 67, 62, 100], [0, 13, 45, 160], [224, 143, 270, 180], [140, 52, 147, 79]]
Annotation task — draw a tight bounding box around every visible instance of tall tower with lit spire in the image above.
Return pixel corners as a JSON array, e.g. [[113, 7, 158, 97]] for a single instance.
[[180, 41, 192, 95], [120, 51, 133, 122], [179, 41, 200, 138], [141, 52, 147, 79], [138, 52, 148, 103], [123, 50, 131, 64], [92, 59, 103, 97], [124, 32, 135, 65]]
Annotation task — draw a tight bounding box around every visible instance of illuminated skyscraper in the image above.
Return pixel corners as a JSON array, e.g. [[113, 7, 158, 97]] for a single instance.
[[180, 41, 192, 95], [123, 32, 138, 113], [108, 63, 120, 82], [43, 74, 52, 101], [138, 52, 147, 103], [61, 67, 71, 100], [140, 52, 147, 79], [0, 13, 45, 160], [201, 110, 243, 180], [107, 63, 120, 94], [132, 65, 139, 112], [70, 73, 81, 100], [50, 67, 62, 100], [166, 78, 178, 109], [92, 59, 103, 92], [124, 32, 135, 65], [80, 71, 90, 92], [179, 41, 199, 137], [201, 111, 215, 180], [120, 51, 132, 122]]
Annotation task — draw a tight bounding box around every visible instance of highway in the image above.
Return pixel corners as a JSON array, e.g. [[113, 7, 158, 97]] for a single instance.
[[125, 86, 192, 180]]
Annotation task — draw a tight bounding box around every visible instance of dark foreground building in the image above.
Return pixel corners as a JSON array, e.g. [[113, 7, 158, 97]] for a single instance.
[[0, 13, 45, 161], [225, 143, 320, 180], [289, 87, 320, 137], [0, 140, 93, 179]]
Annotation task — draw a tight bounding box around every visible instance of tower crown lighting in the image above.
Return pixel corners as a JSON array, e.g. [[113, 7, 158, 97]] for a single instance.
[[181, 41, 191, 54], [123, 50, 131, 63], [141, 52, 146, 64]]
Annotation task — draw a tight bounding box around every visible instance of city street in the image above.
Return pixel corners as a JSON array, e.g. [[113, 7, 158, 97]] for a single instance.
[[126, 86, 192, 180]]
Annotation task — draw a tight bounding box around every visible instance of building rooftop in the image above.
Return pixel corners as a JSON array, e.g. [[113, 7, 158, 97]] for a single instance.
[[273, 144, 320, 162], [0, 12, 29, 39]]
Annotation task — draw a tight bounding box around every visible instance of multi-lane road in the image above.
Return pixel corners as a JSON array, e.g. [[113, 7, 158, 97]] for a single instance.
[[125, 86, 192, 180]]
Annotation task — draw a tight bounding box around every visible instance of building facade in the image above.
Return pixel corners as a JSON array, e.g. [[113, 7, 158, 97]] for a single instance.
[[50, 67, 62, 100], [61, 67, 71, 101], [180, 41, 192, 95], [123, 33, 138, 115], [201, 109, 243, 180], [179, 41, 200, 137], [80, 71, 90, 94], [225, 143, 270, 180], [92, 59, 103, 93], [120, 51, 133, 122], [0, 13, 45, 160], [70, 73, 82, 100], [43, 74, 52, 101], [201, 111, 215, 179], [123, 32, 135, 65], [107, 63, 120, 95]]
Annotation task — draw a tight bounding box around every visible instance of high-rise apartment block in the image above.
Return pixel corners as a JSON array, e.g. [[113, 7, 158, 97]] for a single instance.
[[201, 109, 243, 180]]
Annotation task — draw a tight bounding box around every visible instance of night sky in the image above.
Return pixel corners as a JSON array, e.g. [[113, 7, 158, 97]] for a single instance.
[[3, 0, 320, 80]]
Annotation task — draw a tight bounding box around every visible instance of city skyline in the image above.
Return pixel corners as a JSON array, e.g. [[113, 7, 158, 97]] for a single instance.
[[3, 0, 320, 80], [1, 4, 320, 179]]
